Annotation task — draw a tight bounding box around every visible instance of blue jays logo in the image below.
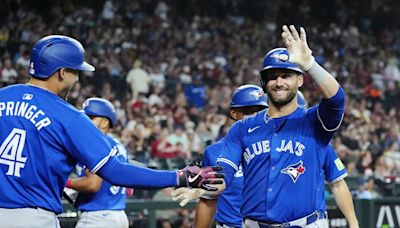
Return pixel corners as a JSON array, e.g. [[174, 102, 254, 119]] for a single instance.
[[280, 160, 306, 183], [29, 62, 35, 75], [82, 99, 90, 109], [249, 90, 264, 99], [271, 53, 289, 62]]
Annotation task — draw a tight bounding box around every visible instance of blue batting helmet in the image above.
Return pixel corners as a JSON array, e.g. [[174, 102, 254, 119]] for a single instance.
[[82, 98, 116, 127], [260, 48, 303, 76], [297, 91, 308, 108], [29, 35, 95, 78], [230, 85, 268, 108]]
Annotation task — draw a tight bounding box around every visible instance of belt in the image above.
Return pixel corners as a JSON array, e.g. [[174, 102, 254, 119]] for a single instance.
[[244, 211, 327, 228], [216, 222, 240, 228]]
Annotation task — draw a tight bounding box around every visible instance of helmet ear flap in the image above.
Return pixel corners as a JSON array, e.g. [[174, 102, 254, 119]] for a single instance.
[[259, 79, 267, 93], [259, 70, 267, 93]]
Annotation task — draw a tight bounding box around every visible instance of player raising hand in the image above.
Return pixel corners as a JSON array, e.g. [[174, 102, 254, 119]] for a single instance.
[[216, 25, 358, 228]]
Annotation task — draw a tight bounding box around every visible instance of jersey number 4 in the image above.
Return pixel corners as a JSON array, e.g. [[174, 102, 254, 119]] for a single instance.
[[0, 128, 27, 177]]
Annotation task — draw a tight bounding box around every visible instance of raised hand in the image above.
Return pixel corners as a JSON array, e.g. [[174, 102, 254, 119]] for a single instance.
[[281, 25, 314, 71]]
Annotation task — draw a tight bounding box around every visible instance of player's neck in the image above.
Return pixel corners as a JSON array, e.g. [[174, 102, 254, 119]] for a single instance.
[[268, 101, 298, 118], [26, 77, 59, 95]]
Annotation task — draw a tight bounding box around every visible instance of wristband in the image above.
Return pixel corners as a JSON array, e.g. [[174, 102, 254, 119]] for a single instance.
[[65, 178, 72, 188], [306, 61, 331, 85]]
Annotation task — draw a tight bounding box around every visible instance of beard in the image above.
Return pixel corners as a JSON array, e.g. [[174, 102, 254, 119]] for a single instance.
[[59, 86, 72, 101], [266, 85, 297, 107], [59, 82, 77, 101]]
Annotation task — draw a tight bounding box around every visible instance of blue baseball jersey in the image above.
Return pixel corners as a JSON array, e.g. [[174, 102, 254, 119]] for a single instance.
[[316, 144, 347, 212], [0, 85, 116, 214], [217, 98, 345, 222], [202, 138, 243, 228], [74, 135, 128, 211]]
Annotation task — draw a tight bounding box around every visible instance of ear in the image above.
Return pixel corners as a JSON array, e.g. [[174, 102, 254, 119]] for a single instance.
[[297, 74, 304, 88], [229, 110, 239, 120], [58, 68, 66, 81], [229, 109, 244, 121]]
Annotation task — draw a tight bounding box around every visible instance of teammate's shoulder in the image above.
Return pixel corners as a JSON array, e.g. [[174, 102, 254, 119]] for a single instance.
[[106, 134, 128, 158], [240, 108, 266, 125], [205, 138, 225, 150], [203, 139, 224, 163], [204, 137, 224, 153], [106, 134, 121, 144]]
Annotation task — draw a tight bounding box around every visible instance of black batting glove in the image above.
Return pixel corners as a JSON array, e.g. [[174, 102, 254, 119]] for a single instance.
[[188, 155, 204, 167], [176, 165, 225, 191]]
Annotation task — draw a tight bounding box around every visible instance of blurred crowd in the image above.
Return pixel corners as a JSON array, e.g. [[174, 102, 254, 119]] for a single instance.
[[1, 0, 400, 225]]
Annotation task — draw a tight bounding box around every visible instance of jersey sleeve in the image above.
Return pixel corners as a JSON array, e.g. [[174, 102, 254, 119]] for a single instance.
[[64, 112, 116, 174], [307, 87, 345, 145], [316, 87, 345, 131], [202, 148, 212, 167], [217, 121, 243, 184], [323, 144, 347, 183]]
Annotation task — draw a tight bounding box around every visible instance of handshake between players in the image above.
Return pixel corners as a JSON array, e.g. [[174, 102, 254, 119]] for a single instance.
[[177, 165, 226, 191]]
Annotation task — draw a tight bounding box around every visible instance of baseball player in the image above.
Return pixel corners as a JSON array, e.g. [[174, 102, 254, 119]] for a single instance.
[[0, 35, 223, 227], [173, 92, 358, 227], [65, 98, 130, 228], [195, 85, 268, 228], [215, 25, 359, 227]]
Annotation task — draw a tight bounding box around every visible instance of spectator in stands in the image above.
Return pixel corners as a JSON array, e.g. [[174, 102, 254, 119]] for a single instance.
[[151, 128, 183, 159], [126, 60, 151, 100], [356, 177, 380, 199], [1, 58, 17, 84]]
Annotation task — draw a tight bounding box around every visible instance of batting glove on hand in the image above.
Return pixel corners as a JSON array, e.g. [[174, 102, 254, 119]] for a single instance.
[[176, 165, 225, 191], [171, 180, 226, 207], [171, 187, 205, 207], [188, 155, 204, 167], [281, 25, 315, 71]]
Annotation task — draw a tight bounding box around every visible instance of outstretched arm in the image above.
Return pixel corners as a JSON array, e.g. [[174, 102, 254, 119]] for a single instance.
[[97, 156, 224, 190], [330, 179, 359, 228]]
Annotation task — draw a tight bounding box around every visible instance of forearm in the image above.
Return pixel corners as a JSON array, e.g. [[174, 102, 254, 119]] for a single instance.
[[330, 179, 359, 227], [97, 156, 178, 188], [306, 61, 339, 99], [67, 175, 102, 193], [194, 198, 217, 228]]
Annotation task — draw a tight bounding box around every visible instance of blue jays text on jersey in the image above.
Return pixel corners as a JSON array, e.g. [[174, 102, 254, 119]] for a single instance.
[[74, 135, 128, 211], [217, 89, 345, 223], [202, 138, 243, 228], [0, 84, 116, 214]]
